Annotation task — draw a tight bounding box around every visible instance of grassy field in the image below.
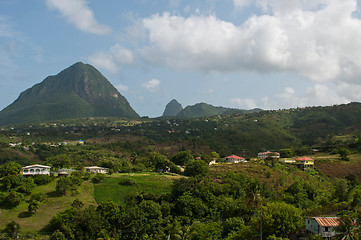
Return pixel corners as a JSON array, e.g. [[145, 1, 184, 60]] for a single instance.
[[93, 173, 182, 206], [0, 179, 96, 234], [315, 153, 361, 178]]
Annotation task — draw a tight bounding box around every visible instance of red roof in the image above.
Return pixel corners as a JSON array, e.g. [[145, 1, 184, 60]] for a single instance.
[[294, 157, 314, 161], [225, 155, 244, 160], [314, 217, 339, 227]]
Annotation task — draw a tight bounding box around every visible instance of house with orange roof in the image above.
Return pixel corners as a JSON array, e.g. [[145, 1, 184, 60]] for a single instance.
[[224, 155, 246, 163], [305, 217, 339, 239]]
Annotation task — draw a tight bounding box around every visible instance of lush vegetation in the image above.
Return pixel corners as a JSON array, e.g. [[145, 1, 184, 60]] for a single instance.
[[1, 103, 361, 239], [174, 102, 261, 119]]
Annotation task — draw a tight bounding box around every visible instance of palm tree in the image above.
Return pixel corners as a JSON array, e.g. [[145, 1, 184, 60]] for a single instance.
[[334, 215, 359, 240]]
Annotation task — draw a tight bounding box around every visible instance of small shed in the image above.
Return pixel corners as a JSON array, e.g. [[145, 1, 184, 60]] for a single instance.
[[305, 217, 339, 239]]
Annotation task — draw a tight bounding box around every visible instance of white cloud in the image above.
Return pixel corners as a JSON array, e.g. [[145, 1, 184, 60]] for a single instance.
[[46, 0, 111, 35], [88, 44, 134, 74], [0, 16, 21, 39], [305, 84, 350, 106], [142, 78, 161, 92], [259, 85, 350, 110], [233, 0, 251, 9], [140, 0, 361, 84], [116, 84, 129, 92], [229, 98, 258, 109]]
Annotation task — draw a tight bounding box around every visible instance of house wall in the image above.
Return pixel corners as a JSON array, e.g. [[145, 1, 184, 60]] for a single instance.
[[305, 218, 319, 234], [305, 218, 337, 238], [225, 158, 239, 163], [22, 167, 50, 176]]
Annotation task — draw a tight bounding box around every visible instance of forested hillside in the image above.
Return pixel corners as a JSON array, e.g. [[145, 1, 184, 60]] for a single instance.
[[1, 102, 361, 239]]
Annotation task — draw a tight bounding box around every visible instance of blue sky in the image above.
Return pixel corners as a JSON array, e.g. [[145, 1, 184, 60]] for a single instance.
[[1, 0, 361, 117]]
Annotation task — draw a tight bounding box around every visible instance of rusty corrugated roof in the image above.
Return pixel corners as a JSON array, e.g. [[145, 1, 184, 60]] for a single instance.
[[315, 217, 340, 227]]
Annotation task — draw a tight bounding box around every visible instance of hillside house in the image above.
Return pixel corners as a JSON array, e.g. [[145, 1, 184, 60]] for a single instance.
[[77, 139, 84, 145], [258, 151, 280, 159], [287, 157, 314, 171], [305, 217, 339, 239], [22, 164, 51, 176], [224, 155, 246, 163], [85, 166, 108, 174]]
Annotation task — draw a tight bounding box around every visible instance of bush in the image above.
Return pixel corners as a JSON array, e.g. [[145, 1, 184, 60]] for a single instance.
[[119, 177, 136, 185], [16, 178, 36, 195], [28, 200, 40, 213], [30, 192, 46, 202], [184, 159, 209, 177], [92, 173, 106, 183], [33, 174, 53, 185], [2, 191, 24, 208]]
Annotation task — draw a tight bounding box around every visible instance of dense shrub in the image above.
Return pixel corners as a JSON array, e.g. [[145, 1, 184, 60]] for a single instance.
[[33, 174, 54, 185], [119, 177, 135, 185], [30, 192, 46, 202], [184, 159, 209, 177], [1, 191, 24, 208], [92, 173, 106, 183]]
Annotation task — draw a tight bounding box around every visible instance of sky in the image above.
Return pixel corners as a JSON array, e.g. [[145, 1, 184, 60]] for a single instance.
[[1, 0, 361, 117]]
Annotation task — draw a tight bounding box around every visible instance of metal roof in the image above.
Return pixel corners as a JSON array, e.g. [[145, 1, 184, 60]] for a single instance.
[[314, 217, 340, 227], [22, 164, 51, 169], [294, 157, 314, 161], [225, 155, 244, 159]]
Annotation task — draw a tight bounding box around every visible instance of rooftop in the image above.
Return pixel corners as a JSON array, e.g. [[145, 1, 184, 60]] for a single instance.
[[314, 217, 340, 227]]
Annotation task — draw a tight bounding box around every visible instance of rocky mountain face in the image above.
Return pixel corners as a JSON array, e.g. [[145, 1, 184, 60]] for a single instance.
[[162, 99, 183, 117]]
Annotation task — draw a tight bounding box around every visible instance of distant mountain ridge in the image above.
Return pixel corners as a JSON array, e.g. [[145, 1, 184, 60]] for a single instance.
[[0, 62, 139, 126], [162, 101, 262, 119]]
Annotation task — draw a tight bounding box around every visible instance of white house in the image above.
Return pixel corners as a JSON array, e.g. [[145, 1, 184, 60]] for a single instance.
[[85, 166, 109, 174], [305, 217, 340, 239], [22, 164, 51, 176], [258, 151, 280, 159], [224, 155, 246, 163]]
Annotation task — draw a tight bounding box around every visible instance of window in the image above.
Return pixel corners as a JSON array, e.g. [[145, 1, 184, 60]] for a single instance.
[[325, 227, 329, 232]]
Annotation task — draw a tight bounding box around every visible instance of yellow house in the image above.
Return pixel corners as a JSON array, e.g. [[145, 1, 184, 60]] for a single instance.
[[292, 157, 315, 171]]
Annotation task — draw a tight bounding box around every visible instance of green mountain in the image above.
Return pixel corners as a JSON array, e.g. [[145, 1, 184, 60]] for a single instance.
[[162, 99, 183, 117], [176, 102, 262, 118], [0, 62, 139, 126]]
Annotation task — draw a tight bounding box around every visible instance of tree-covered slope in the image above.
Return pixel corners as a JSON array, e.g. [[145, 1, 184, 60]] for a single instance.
[[0, 62, 139, 126], [176, 102, 261, 118]]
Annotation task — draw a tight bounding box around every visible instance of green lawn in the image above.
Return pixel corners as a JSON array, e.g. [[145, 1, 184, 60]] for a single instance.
[[0, 179, 96, 234], [0, 173, 181, 235], [93, 173, 181, 206]]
